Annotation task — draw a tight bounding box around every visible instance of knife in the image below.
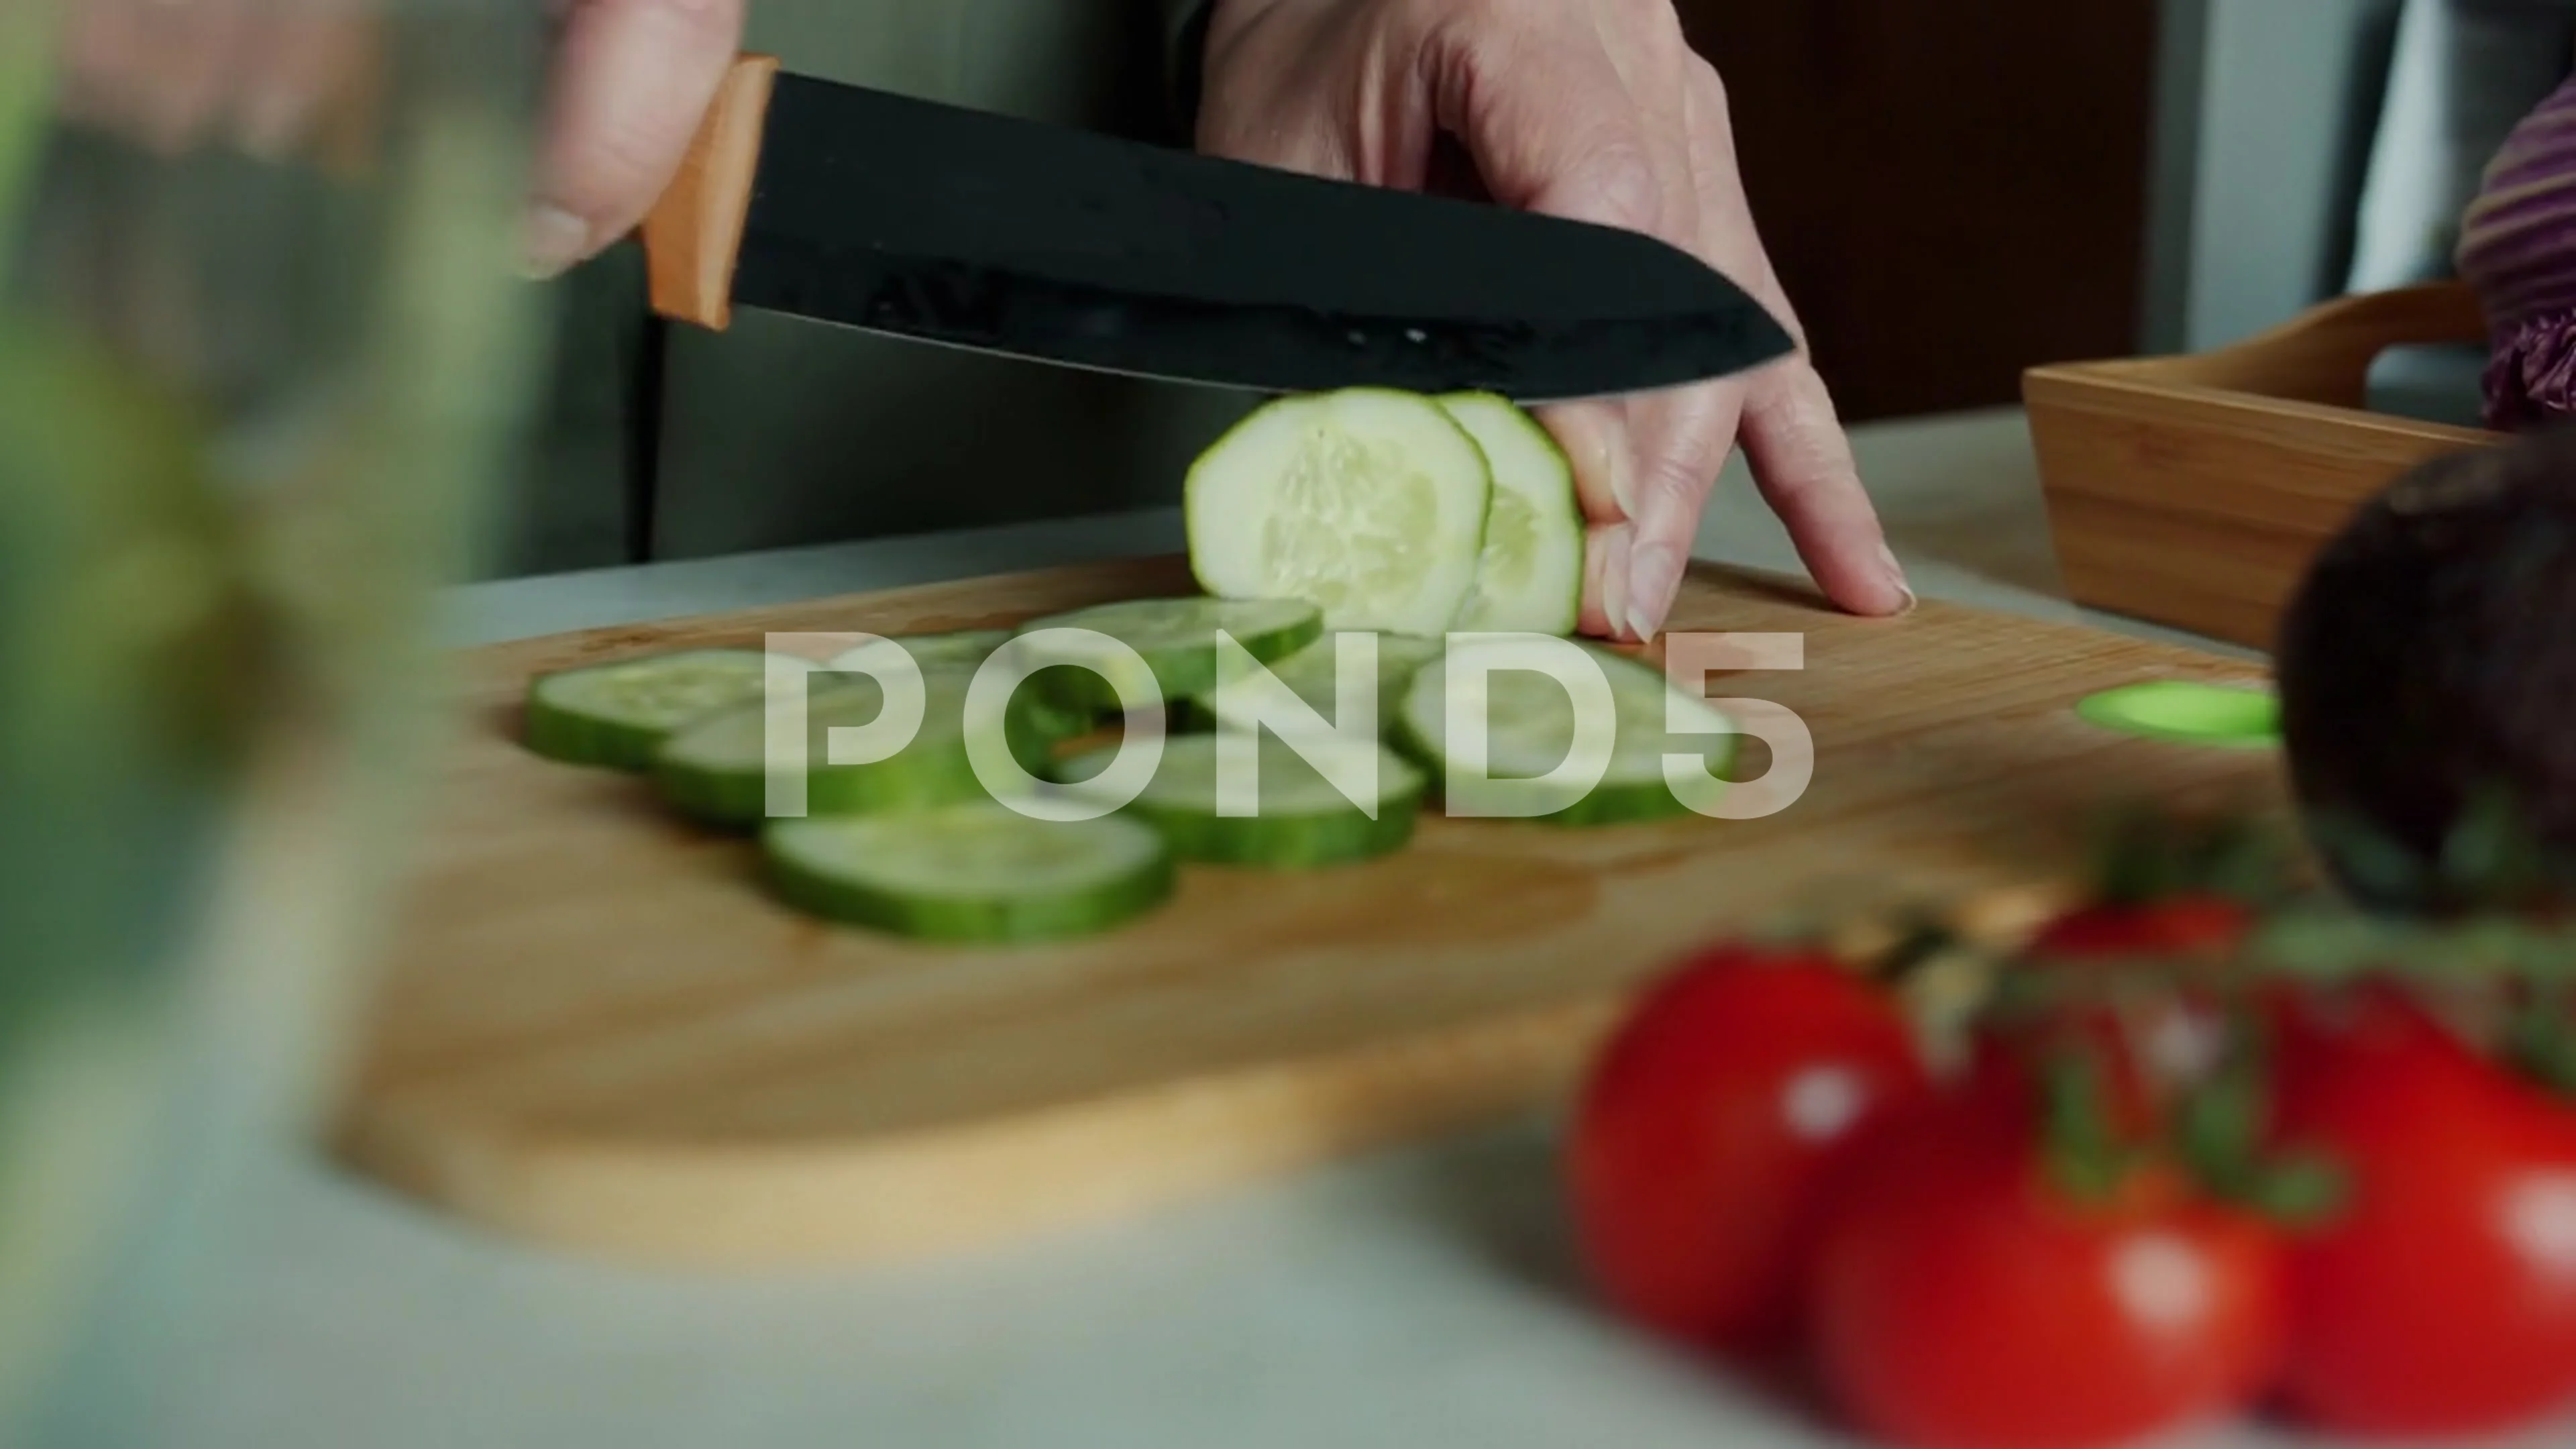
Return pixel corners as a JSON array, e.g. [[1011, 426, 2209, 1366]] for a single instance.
[[635, 56, 1796, 404]]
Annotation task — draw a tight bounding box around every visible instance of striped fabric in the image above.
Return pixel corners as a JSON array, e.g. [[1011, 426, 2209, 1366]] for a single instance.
[[2461, 71, 2576, 428]]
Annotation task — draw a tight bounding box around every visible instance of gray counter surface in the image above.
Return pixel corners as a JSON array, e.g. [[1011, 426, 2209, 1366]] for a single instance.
[[133, 408, 2385, 1449]]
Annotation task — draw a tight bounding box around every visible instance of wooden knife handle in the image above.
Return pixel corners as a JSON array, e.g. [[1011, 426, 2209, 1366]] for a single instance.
[[639, 53, 780, 331]]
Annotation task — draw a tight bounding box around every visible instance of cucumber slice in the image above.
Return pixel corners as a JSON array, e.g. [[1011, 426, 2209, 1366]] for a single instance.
[[830, 629, 1099, 752], [828, 629, 1012, 674], [1063, 731, 1424, 868], [1011, 676, 1102, 761], [2075, 681, 2279, 749], [765, 802, 1174, 943], [1195, 631, 1444, 734], [1186, 389, 1493, 635], [1441, 394, 1585, 636], [1395, 637, 1737, 826], [653, 665, 1051, 826], [1009, 596, 1323, 714], [524, 648, 797, 771]]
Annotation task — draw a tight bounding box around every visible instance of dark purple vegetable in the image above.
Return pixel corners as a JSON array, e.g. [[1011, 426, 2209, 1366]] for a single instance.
[[2273, 429, 2576, 912]]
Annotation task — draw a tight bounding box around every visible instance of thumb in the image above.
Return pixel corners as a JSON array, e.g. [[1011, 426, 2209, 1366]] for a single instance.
[[527, 0, 745, 278]]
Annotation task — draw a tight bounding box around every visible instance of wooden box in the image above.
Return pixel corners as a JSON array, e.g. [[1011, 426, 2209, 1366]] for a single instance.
[[2023, 283, 2501, 651]]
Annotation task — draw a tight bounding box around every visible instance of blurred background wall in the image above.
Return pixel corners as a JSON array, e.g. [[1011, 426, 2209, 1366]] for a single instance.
[[1680, 0, 2576, 421], [1673, 0, 2163, 423]]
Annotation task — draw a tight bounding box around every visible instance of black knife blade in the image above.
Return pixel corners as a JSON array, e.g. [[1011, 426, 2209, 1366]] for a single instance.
[[639, 56, 1795, 404]]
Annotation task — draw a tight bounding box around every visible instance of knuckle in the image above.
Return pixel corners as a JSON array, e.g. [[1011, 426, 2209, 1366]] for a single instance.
[[1689, 54, 1727, 105], [1577, 134, 1665, 231], [1638, 435, 1722, 506], [1743, 374, 1854, 483]]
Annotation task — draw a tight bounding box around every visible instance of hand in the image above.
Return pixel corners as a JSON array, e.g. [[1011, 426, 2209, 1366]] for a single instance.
[[49, 0, 744, 280], [51, 0, 377, 162], [517, 0, 746, 278], [1194, 0, 1913, 639]]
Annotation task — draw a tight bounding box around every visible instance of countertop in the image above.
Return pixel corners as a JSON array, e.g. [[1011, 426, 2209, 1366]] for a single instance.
[[441, 407, 2243, 659], [120, 407, 2307, 1449]]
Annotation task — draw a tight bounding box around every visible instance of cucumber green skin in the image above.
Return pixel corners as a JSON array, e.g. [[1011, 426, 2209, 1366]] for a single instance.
[[656, 743, 991, 828], [1123, 779, 1426, 868], [521, 649, 777, 772], [523, 702, 669, 773], [1390, 713, 1739, 828], [1021, 664, 1111, 738], [1016, 606, 1324, 714], [653, 698, 1060, 830], [1175, 633, 1443, 737], [1525, 777, 1707, 828], [1037, 638, 1318, 714], [1012, 689, 1098, 760], [762, 833, 1177, 945]]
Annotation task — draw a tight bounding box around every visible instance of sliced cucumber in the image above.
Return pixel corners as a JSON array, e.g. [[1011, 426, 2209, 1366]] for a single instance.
[[1063, 731, 1424, 868], [2075, 681, 2279, 749], [1194, 630, 1444, 735], [765, 802, 1175, 943], [1186, 389, 1493, 635], [1010, 676, 1102, 761], [653, 664, 1050, 826], [1396, 637, 1737, 826], [1441, 394, 1585, 637], [1008, 596, 1323, 714], [829, 629, 1098, 756], [828, 629, 1012, 674], [524, 648, 799, 771]]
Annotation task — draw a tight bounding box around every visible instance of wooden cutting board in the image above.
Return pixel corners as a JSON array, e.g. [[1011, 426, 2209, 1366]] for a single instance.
[[337, 557, 2285, 1269]]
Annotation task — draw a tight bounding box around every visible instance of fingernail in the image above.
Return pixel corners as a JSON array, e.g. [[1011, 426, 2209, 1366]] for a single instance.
[[1601, 527, 1635, 643], [1626, 541, 1685, 643], [1580, 527, 1617, 637], [1878, 541, 1917, 615], [1603, 415, 1640, 521], [522, 204, 591, 281]]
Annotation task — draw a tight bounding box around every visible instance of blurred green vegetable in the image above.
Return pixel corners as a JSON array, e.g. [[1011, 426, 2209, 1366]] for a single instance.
[[0, 1, 60, 279]]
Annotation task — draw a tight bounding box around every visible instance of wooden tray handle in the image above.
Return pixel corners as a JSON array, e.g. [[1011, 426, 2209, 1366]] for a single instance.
[[2120, 282, 2489, 409], [637, 53, 780, 331]]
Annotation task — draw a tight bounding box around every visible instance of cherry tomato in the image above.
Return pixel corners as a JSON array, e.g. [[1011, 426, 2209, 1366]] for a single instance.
[[2269, 990, 2576, 1436], [1807, 1067, 2284, 1449], [1567, 944, 1929, 1353], [2001, 893, 2253, 1137], [2027, 893, 2251, 961]]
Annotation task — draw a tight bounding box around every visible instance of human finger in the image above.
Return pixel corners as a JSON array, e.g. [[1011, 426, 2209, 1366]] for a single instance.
[[525, 0, 745, 278]]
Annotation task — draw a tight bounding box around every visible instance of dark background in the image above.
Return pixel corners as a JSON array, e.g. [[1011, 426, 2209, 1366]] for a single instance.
[[1676, 0, 2163, 421]]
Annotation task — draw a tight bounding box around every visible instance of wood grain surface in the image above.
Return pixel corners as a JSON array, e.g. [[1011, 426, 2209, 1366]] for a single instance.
[[336, 557, 2283, 1269], [2027, 283, 2498, 649]]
